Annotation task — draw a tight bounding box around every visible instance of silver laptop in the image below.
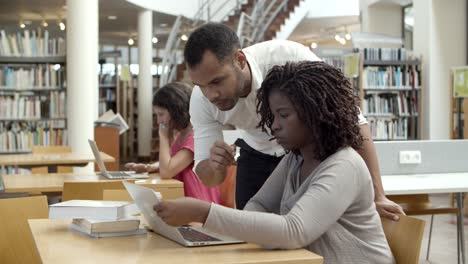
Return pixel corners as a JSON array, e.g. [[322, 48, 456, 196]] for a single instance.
[[88, 139, 148, 179], [123, 181, 244, 247]]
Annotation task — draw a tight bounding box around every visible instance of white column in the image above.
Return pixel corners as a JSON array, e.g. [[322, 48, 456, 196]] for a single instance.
[[67, 0, 99, 172], [414, 0, 466, 139], [137, 10, 153, 157]]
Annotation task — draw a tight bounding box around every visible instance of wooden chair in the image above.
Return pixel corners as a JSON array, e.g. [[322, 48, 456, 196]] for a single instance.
[[62, 180, 135, 201], [381, 214, 425, 264], [31, 145, 72, 174], [388, 194, 459, 260], [0, 196, 48, 264], [219, 165, 237, 208], [103, 189, 132, 201]]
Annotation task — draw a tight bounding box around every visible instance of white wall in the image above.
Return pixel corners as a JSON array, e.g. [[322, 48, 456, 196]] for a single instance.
[[360, 1, 403, 38], [414, 0, 466, 139]]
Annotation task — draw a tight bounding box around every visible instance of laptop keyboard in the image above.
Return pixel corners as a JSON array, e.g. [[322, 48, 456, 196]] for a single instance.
[[107, 172, 130, 179], [178, 227, 221, 242]]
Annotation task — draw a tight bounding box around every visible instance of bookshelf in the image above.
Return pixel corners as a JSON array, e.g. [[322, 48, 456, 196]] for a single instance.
[[0, 29, 67, 154], [358, 48, 423, 141], [98, 51, 121, 116]]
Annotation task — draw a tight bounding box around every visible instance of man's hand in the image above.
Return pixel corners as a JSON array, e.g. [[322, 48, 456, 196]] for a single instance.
[[209, 140, 236, 172], [154, 198, 211, 226], [375, 196, 405, 221]]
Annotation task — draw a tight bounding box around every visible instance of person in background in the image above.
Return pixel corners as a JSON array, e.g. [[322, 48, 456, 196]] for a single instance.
[[125, 82, 221, 203], [184, 22, 404, 220], [153, 61, 394, 264]]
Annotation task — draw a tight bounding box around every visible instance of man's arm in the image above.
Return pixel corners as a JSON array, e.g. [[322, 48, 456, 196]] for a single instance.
[[357, 124, 405, 221], [195, 140, 236, 187]]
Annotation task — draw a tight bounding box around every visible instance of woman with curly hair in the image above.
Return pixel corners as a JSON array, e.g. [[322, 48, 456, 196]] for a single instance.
[[125, 82, 221, 203], [152, 62, 394, 263]]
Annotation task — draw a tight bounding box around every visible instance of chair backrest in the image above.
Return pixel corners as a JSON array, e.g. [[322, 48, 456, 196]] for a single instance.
[[0, 196, 48, 264], [62, 180, 135, 201], [102, 189, 132, 201], [381, 215, 425, 264], [31, 145, 72, 173]]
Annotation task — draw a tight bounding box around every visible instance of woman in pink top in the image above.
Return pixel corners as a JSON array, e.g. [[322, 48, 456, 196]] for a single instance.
[[125, 82, 221, 203]]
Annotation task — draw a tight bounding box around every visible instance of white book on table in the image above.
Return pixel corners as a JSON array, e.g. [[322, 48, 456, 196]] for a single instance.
[[49, 200, 140, 220], [70, 223, 147, 238], [72, 217, 140, 233]]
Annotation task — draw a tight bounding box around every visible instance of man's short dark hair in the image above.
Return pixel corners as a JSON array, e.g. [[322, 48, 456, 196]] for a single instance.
[[152, 82, 192, 130], [184, 23, 240, 68]]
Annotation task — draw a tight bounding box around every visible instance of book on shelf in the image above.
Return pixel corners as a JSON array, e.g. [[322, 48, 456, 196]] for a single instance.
[[362, 65, 420, 89], [0, 64, 63, 89], [0, 29, 65, 57], [49, 200, 140, 220], [71, 217, 140, 233], [70, 223, 147, 238], [363, 47, 408, 61]]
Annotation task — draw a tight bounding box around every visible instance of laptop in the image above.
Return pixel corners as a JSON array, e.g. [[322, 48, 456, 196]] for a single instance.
[[123, 181, 244, 247], [88, 139, 149, 179]]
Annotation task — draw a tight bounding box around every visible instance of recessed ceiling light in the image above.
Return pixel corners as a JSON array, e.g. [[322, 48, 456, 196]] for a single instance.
[[152, 37, 158, 44], [107, 15, 117, 20], [160, 23, 168, 27], [180, 34, 188, 41], [128, 38, 134, 46], [59, 22, 66, 31], [42, 20, 48, 27]]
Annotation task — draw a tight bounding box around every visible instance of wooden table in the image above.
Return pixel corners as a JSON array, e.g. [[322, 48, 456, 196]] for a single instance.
[[1, 173, 184, 199], [0, 152, 114, 173], [29, 219, 323, 264]]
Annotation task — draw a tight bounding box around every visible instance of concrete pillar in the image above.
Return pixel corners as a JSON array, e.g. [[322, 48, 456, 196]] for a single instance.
[[137, 10, 153, 157], [66, 0, 99, 172]]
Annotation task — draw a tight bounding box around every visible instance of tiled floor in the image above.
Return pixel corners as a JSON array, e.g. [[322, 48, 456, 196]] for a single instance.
[[415, 194, 465, 264]]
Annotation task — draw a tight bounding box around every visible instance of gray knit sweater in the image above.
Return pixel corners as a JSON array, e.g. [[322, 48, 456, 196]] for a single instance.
[[204, 147, 394, 264]]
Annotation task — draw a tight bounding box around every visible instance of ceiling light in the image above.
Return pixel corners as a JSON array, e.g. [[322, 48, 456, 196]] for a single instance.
[[107, 15, 117, 20], [339, 38, 346, 45], [59, 21, 66, 31], [152, 37, 158, 44], [181, 34, 188, 41], [160, 23, 168, 27], [128, 38, 134, 46], [311, 42, 317, 49], [42, 20, 48, 27], [19, 22, 26, 28], [334, 34, 340, 41], [345, 33, 351, 40]]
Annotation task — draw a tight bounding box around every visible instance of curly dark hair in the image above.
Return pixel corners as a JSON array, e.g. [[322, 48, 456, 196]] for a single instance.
[[153, 82, 192, 131], [256, 61, 363, 161], [184, 23, 240, 68]]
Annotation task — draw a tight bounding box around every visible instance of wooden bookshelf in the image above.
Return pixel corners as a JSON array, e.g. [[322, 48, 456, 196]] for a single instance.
[[359, 52, 423, 141], [0, 56, 66, 64]]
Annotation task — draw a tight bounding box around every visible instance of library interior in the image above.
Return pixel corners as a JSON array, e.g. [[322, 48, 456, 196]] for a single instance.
[[0, 0, 467, 263]]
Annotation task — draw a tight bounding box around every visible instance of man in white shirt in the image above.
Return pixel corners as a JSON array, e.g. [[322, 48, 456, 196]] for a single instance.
[[184, 23, 403, 219]]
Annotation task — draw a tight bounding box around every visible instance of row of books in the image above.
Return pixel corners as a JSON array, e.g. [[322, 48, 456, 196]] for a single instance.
[[0, 91, 66, 119], [362, 66, 420, 88], [362, 92, 419, 116], [0, 166, 31, 175], [322, 57, 345, 72], [0, 65, 63, 88], [362, 48, 407, 61], [100, 89, 116, 101], [0, 29, 65, 57], [0, 128, 68, 152], [368, 117, 409, 140]]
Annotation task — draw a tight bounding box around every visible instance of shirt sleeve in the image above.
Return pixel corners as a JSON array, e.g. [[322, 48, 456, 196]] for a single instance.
[[203, 158, 361, 249], [243, 154, 290, 214], [190, 86, 224, 172]]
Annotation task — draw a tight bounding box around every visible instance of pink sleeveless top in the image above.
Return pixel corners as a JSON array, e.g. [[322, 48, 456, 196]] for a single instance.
[[170, 130, 221, 203]]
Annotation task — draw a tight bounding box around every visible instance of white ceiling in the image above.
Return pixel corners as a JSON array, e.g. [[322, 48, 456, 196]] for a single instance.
[[0, 0, 178, 46]]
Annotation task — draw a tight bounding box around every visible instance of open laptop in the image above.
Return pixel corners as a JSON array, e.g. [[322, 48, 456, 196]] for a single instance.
[[88, 139, 148, 179], [123, 181, 244, 247]]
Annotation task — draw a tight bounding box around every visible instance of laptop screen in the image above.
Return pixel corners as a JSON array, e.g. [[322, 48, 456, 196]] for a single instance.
[[88, 139, 108, 174]]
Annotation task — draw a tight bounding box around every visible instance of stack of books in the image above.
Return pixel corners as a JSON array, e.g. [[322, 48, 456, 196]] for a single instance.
[[49, 200, 147, 238]]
